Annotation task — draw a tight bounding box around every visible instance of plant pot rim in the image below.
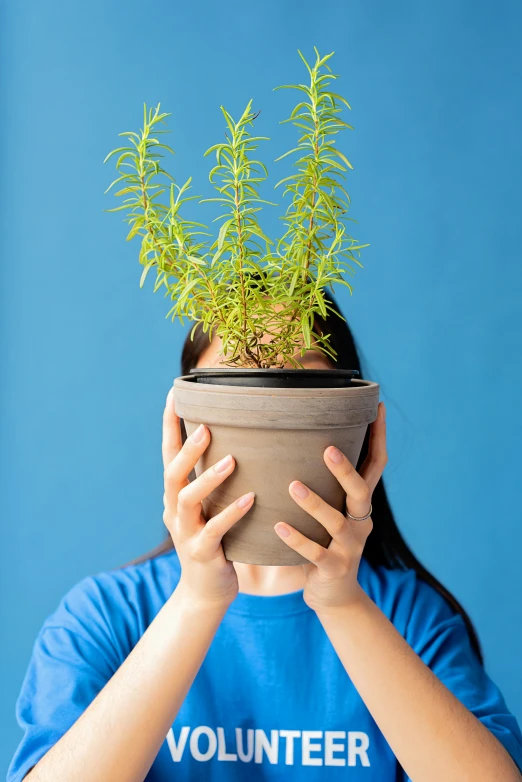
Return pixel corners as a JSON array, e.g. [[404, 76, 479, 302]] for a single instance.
[[188, 367, 360, 375], [185, 366, 362, 389], [174, 374, 378, 405]]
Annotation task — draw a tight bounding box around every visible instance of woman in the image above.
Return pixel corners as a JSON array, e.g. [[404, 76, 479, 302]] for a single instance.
[[7, 288, 522, 781]]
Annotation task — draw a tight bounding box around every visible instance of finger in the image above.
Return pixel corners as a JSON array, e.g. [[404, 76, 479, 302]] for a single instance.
[[194, 491, 256, 559], [288, 481, 351, 548], [357, 402, 388, 492], [322, 443, 374, 520], [164, 422, 210, 509], [274, 522, 344, 576], [176, 454, 237, 535], [322, 402, 387, 499], [162, 387, 183, 470]]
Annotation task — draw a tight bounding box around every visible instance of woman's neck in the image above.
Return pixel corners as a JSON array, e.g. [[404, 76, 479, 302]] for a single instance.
[[233, 562, 307, 596]]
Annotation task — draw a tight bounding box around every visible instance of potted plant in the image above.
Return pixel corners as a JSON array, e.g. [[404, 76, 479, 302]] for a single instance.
[[104, 47, 379, 566]]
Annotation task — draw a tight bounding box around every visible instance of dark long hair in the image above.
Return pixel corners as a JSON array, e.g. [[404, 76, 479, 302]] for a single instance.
[[128, 287, 483, 663]]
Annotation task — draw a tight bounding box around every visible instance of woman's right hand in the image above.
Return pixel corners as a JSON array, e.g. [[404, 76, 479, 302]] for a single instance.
[[162, 386, 255, 608]]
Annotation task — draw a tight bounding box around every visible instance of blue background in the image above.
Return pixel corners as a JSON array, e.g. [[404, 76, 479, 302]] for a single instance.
[[2, 0, 521, 770]]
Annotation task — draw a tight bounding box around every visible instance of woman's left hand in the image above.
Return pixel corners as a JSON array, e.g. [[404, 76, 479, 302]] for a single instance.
[[274, 401, 388, 613]]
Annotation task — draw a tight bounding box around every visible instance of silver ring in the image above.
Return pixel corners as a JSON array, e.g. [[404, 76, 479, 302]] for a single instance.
[[346, 503, 372, 521]]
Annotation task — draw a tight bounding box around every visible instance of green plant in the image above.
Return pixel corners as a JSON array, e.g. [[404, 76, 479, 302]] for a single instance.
[[103, 47, 369, 369]]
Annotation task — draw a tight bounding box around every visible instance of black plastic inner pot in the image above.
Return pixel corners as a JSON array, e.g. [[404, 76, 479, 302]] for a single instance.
[[188, 367, 360, 388]]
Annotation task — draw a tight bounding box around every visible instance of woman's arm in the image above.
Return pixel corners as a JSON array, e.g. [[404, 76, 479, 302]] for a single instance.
[[26, 583, 227, 782], [316, 590, 521, 782], [275, 402, 522, 781], [25, 389, 254, 781]]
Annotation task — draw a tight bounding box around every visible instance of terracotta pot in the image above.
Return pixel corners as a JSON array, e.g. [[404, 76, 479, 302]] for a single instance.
[[173, 369, 380, 565]]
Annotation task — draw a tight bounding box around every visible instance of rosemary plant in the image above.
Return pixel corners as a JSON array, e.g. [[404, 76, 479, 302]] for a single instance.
[[103, 47, 369, 369]]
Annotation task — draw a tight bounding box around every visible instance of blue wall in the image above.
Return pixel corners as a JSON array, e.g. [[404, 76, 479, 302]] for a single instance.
[[2, 0, 521, 770]]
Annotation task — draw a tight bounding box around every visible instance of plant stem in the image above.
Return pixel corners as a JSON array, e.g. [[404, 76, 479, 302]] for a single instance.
[[233, 155, 261, 367], [303, 93, 320, 283]]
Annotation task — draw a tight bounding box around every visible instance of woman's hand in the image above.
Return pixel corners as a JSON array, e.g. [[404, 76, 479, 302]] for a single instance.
[[162, 387, 255, 608], [274, 401, 387, 613]]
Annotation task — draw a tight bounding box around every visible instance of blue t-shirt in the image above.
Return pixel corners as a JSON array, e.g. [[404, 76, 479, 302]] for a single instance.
[[7, 548, 522, 781]]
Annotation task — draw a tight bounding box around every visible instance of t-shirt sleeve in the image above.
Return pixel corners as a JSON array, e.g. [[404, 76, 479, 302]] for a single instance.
[[401, 574, 522, 778], [6, 575, 125, 782]]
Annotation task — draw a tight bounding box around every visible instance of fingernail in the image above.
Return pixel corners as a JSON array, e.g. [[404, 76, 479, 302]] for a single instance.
[[275, 523, 291, 538], [291, 481, 309, 499], [237, 491, 255, 509], [191, 424, 205, 444], [167, 387, 174, 404], [327, 446, 343, 464], [214, 454, 233, 472]]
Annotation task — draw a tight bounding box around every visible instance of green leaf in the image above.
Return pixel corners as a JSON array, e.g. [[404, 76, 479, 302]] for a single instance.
[[328, 147, 353, 169], [102, 204, 131, 213], [288, 269, 300, 296], [300, 312, 312, 348], [115, 186, 139, 197], [218, 219, 233, 251], [203, 143, 226, 158], [327, 92, 352, 110], [103, 147, 132, 165], [220, 105, 237, 136], [139, 261, 156, 287], [273, 84, 310, 95], [210, 246, 225, 267], [297, 49, 313, 77], [315, 288, 328, 318], [126, 220, 144, 241], [115, 151, 137, 168], [274, 147, 303, 162], [103, 174, 128, 195], [186, 255, 207, 266]]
